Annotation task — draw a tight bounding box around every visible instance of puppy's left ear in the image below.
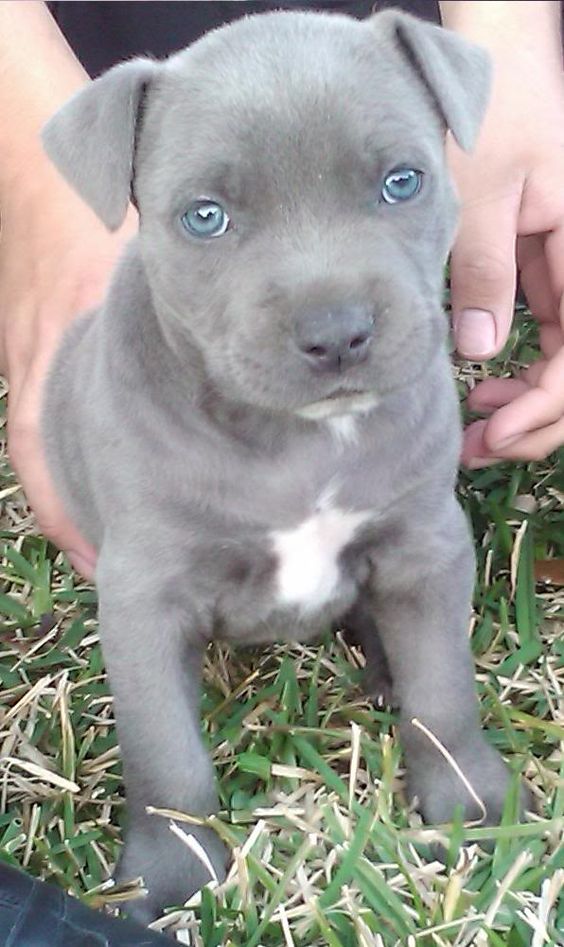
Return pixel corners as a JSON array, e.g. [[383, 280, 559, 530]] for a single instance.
[[377, 11, 491, 152]]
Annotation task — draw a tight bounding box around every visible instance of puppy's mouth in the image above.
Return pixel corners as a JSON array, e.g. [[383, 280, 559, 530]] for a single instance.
[[296, 389, 379, 421], [325, 386, 361, 400]]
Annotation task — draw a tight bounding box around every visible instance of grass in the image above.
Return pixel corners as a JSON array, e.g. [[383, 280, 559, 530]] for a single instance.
[[0, 311, 562, 945]]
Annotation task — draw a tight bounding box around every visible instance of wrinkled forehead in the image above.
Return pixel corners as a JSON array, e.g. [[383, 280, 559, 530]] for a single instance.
[[137, 12, 444, 203]]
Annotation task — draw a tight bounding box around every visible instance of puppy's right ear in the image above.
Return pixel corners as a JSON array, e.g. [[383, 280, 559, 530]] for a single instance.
[[42, 58, 157, 230]]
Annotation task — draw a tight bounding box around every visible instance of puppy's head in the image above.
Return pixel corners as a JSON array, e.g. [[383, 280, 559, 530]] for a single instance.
[[43, 10, 490, 418]]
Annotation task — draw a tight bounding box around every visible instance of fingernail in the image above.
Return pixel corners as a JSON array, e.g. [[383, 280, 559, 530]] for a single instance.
[[454, 309, 496, 358], [489, 433, 522, 451]]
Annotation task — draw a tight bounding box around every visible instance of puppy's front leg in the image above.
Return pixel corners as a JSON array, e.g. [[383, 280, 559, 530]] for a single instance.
[[369, 499, 522, 825], [96, 551, 228, 923]]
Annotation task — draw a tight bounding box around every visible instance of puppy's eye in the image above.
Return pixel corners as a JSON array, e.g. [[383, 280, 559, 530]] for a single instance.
[[381, 168, 423, 204], [181, 200, 230, 238]]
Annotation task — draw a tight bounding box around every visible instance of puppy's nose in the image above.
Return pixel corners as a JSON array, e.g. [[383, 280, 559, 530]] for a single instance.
[[294, 305, 374, 373]]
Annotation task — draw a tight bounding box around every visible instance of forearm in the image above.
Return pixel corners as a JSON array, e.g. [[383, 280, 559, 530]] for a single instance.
[[439, 1, 562, 69], [0, 1, 87, 199]]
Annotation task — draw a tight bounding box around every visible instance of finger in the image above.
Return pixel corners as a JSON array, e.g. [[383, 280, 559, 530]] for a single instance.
[[67, 552, 96, 580], [467, 360, 549, 412], [7, 349, 97, 580], [528, 343, 564, 401], [539, 323, 564, 359], [485, 414, 564, 463], [522, 360, 548, 387], [461, 418, 495, 467], [450, 186, 521, 359], [517, 234, 558, 324], [483, 353, 564, 450], [544, 226, 564, 316], [467, 377, 530, 412], [8, 427, 96, 580]]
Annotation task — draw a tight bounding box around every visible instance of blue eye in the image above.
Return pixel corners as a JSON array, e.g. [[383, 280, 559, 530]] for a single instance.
[[381, 168, 423, 204], [181, 200, 230, 238]]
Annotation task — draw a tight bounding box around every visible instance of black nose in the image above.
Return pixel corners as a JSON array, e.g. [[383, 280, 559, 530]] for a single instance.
[[294, 305, 374, 372]]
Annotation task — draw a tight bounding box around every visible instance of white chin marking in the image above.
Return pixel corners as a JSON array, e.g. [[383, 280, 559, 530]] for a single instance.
[[296, 391, 379, 421], [271, 502, 371, 614]]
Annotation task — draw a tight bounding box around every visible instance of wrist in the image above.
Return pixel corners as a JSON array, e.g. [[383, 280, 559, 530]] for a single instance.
[[439, 1, 562, 73]]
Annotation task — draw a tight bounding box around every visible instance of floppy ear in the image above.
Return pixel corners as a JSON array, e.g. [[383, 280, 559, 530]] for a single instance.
[[377, 11, 491, 152], [42, 58, 157, 230]]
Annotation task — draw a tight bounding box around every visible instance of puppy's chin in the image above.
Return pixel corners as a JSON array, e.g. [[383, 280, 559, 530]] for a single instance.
[[295, 390, 380, 421]]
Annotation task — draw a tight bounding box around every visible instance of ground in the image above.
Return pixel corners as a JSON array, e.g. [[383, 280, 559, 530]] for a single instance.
[[0, 311, 562, 946]]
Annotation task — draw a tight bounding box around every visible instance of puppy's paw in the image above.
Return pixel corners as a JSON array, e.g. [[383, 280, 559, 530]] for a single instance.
[[117, 817, 229, 924], [341, 618, 397, 708], [406, 736, 530, 828], [364, 663, 397, 710]]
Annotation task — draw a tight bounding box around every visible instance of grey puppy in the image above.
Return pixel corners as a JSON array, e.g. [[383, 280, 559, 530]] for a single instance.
[[41, 8, 525, 924]]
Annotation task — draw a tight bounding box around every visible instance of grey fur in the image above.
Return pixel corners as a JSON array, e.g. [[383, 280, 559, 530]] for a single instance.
[[41, 9, 525, 925]]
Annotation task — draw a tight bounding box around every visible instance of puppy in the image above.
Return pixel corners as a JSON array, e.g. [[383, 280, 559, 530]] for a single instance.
[[42, 9, 526, 923]]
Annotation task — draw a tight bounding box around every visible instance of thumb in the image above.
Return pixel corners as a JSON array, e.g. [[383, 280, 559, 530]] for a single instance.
[[450, 186, 520, 360]]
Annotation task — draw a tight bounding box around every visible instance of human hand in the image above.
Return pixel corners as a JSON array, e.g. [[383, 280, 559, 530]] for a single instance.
[[461, 235, 564, 466], [0, 167, 137, 579], [442, 0, 564, 465]]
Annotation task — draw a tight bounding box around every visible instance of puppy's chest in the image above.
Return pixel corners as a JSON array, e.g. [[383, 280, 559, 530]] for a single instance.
[[269, 501, 372, 613], [208, 477, 379, 634], [194, 441, 390, 631]]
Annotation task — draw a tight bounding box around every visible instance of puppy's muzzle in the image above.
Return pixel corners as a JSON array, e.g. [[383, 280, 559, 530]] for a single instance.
[[293, 304, 374, 373]]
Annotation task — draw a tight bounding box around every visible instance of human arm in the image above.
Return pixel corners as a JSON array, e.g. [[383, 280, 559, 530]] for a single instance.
[[0, 1, 136, 574], [439, 0, 564, 463]]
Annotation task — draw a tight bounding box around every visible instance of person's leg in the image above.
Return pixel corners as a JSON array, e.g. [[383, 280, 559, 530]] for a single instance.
[[0, 862, 171, 945]]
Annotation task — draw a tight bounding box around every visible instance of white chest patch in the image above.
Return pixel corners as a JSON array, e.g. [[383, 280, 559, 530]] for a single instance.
[[326, 415, 359, 447], [271, 504, 371, 613]]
